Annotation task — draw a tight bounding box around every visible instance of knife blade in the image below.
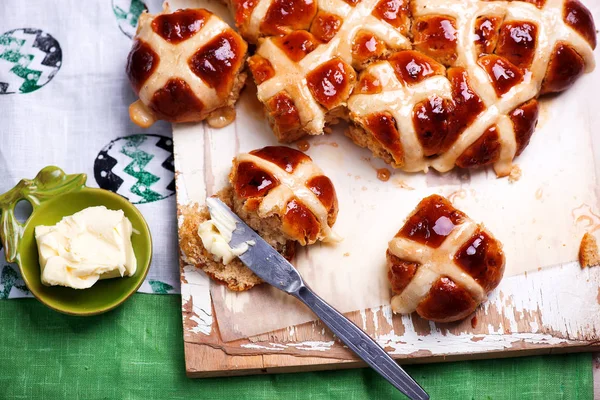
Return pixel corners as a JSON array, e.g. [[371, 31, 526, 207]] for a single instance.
[[207, 197, 429, 400]]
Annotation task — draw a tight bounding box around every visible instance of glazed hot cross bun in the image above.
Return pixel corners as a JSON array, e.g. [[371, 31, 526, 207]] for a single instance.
[[348, 0, 596, 176], [230, 146, 339, 245], [179, 146, 339, 291], [387, 194, 505, 322], [126, 4, 247, 129]]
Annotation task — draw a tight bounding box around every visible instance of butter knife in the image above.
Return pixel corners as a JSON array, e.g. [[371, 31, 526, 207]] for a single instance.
[[207, 198, 429, 400]]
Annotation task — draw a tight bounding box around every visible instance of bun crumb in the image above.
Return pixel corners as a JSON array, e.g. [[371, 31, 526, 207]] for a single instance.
[[579, 233, 600, 268]]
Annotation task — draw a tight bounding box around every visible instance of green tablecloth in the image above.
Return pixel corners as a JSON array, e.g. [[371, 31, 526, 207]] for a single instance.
[[0, 294, 592, 399]]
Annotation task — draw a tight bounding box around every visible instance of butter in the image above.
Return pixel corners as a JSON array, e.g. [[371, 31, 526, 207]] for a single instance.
[[198, 204, 254, 265], [35, 206, 137, 289]]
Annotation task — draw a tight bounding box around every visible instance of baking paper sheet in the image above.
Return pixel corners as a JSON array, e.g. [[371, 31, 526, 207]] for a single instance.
[[172, 0, 600, 342]]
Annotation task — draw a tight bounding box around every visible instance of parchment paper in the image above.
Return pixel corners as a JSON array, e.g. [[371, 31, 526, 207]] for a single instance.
[[172, 0, 600, 342]]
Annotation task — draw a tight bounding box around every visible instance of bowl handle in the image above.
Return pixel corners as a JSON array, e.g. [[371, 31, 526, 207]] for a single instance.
[[0, 166, 87, 263]]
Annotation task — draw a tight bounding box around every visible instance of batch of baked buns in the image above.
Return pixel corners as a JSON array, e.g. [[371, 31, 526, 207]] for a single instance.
[[126, 0, 597, 322]]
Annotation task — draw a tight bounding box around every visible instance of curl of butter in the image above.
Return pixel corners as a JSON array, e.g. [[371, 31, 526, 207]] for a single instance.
[[35, 206, 137, 289]]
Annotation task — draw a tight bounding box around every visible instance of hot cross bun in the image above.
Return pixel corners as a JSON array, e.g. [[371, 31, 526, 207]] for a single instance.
[[387, 194, 505, 322], [230, 146, 339, 246], [180, 146, 339, 291], [126, 4, 248, 129], [231, 0, 595, 175]]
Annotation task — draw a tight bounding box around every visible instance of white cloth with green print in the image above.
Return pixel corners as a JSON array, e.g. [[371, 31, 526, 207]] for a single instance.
[[0, 0, 180, 298]]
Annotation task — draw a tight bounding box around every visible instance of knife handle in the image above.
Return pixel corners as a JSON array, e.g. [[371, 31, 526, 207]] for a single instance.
[[293, 286, 429, 400]]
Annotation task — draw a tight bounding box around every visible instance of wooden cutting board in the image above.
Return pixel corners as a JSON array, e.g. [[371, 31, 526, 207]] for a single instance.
[[180, 256, 600, 377], [170, 0, 600, 378]]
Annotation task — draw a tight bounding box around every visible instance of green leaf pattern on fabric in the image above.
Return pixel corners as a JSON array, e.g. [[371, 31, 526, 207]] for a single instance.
[[121, 135, 166, 204], [148, 280, 174, 294], [0, 35, 41, 93], [0, 265, 29, 299], [113, 0, 146, 27], [112, 0, 147, 38]]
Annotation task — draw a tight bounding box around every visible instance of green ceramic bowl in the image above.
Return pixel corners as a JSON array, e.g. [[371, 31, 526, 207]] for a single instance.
[[0, 166, 152, 316]]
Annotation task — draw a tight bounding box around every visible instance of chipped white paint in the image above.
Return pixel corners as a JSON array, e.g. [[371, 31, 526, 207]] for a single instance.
[[371, 307, 380, 332], [241, 343, 285, 351], [378, 332, 578, 356], [482, 261, 600, 339], [381, 306, 394, 328], [228, 263, 600, 357], [242, 341, 336, 352], [359, 309, 368, 330], [175, 169, 190, 208], [269, 343, 288, 349], [181, 265, 213, 335], [287, 341, 336, 352]]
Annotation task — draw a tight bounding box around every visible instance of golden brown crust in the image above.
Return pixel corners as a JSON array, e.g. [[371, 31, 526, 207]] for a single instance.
[[273, 31, 319, 62], [416, 277, 479, 323], [306, 58, 356, 110], [351, 31, 388, 69], [151, 9, 211, 43], [495, 21, 538, 70], [454, 229, 505, 293], [455, 126, 501, 168], [126, 40, 159, 93], [563, 0, 597, 49], [265, 92, 304, 141], [396, 195, 466, 248], [510, 99, 539, 157], [579, 233, 600, 268], [345, 121, 400, 167], [149, 78, 206, 122], [387, 251, 418, 293], [372, 0, 410, 34], [540, 42, 586, 95], [311, 11, 343, 43], [474, 16, 502, 57], [389, 50, 446, 85], [411, 15, 458, 67], [248, 55, 276, 85]]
